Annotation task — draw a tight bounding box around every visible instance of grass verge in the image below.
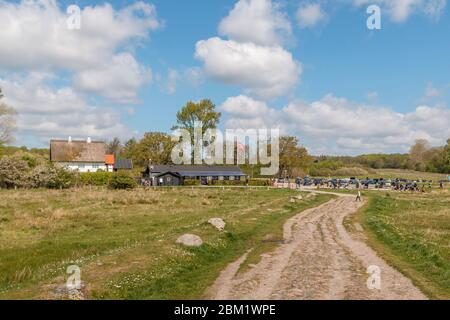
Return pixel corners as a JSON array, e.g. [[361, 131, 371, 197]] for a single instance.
[[0, 188, 332, 300], [350, 189, 450, 299]]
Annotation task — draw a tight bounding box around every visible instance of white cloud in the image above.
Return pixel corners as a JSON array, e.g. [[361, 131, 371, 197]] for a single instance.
[[1, 73, 131, 142], [74, 53, 151, 103], [353, 0, 447, 22], [218, 0, 291, 46], [195, 38, 301, 99], [296, 3, 327, 28], [0, 0, 160, 103], [195, 0, 301, 100], [221, 94, 450, 155], [1, 73, 84, 114]]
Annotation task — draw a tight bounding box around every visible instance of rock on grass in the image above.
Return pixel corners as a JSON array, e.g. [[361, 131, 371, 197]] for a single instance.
[[208, 218, 226, 231], [176, 234, 203, 247]]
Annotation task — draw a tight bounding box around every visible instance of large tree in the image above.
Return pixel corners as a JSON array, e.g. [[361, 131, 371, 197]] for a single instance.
[[279, 136, 312, 177], [442, 139, 450, 173], [107, 137, 122, 156], [408, 139, 435, 171], [0, 87, 17, 146], [172, 99, 221, 137], [123, 132, 175, 168], [172, 99, 221, 163]]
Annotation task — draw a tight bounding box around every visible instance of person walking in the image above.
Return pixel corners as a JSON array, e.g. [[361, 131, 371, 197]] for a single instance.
[[356, 190, 362, 202]]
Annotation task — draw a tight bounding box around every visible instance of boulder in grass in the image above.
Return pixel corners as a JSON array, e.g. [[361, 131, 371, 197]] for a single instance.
[[208, 218, 226, 231], [176, 234, 203, 247]]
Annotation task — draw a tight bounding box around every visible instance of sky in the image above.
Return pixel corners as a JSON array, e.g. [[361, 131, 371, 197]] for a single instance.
[[0, 0, 449, 155]]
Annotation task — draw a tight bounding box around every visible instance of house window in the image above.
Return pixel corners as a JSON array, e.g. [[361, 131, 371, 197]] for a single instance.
[[224, 176, 230, 181], [92, 164, 100, 169], [167, 176, 172, 183], [235, 176, 241, 181], [229, 176, 235, 180], [78, 164, 85, 169]]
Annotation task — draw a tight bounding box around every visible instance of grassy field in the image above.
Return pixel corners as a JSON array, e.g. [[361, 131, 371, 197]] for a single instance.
[[0, 187, 332, 300], [350, 188, 450, 299], [373, 169, 448, 181]]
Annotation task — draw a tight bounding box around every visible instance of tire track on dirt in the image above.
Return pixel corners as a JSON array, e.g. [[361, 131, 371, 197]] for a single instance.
[[208, 193, 426, 300]]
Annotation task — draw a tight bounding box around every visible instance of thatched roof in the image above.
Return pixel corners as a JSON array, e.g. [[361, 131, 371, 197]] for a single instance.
[[50, 140, 106, 163]]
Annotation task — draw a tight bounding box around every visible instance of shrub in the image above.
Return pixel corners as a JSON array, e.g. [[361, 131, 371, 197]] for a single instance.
[[248, 179, 270, 186], [0, 157, 30, 188], [51, 166, 76, 189], [183, 179, 201, 186], [29, 164, 75, 189], [108, 172, 137, 189], [80, 172, 113, 186]]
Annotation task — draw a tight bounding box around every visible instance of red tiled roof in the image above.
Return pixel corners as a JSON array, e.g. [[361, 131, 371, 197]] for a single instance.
[[105, 154, 115, 165]]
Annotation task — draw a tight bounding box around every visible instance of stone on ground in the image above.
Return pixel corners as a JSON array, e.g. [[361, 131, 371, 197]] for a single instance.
[[176, 234, 203, 247], [208, 218, 226, 231]]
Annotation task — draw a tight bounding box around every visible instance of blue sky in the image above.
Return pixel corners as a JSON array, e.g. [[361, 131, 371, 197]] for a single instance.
[[0, 0, 449, 155]]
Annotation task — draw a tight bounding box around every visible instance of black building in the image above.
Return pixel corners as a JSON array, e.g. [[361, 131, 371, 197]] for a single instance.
[[143, 165, 247, 186], [113, 158, 133, 171]]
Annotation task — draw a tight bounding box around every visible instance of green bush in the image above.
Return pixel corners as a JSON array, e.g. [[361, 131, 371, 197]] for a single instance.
[[248, 179, 271, 186], [80, 172, 113, 186], [183, 179, 201, 186], [108, 172, 137, 190], [51, 167, 76, 189]]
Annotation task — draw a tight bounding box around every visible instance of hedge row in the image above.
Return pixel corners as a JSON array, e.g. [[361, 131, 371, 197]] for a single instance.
[[79, 172, 113, 186]]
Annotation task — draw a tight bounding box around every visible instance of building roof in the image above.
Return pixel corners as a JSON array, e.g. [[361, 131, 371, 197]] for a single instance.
[[50, 139, 106, 163], [147, 165, 246, 177], [156, 171, 182, 178], [114, 158, 133, 170], [105, 154, 115, 165]]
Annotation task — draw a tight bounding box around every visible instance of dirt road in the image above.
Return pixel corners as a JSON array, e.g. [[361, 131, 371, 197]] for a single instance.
[[209, 193, 426, 300]]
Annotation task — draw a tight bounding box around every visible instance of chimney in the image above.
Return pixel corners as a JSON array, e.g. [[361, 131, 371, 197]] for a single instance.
[[87, 137, 91, 143]]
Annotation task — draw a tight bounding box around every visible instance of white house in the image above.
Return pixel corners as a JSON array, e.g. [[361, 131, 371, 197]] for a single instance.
[[50, 138, 114, 173]]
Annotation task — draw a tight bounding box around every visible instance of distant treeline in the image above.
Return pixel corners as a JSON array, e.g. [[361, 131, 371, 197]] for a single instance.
[[0, 145, 48, 159], [314, 139, 450, 175]]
